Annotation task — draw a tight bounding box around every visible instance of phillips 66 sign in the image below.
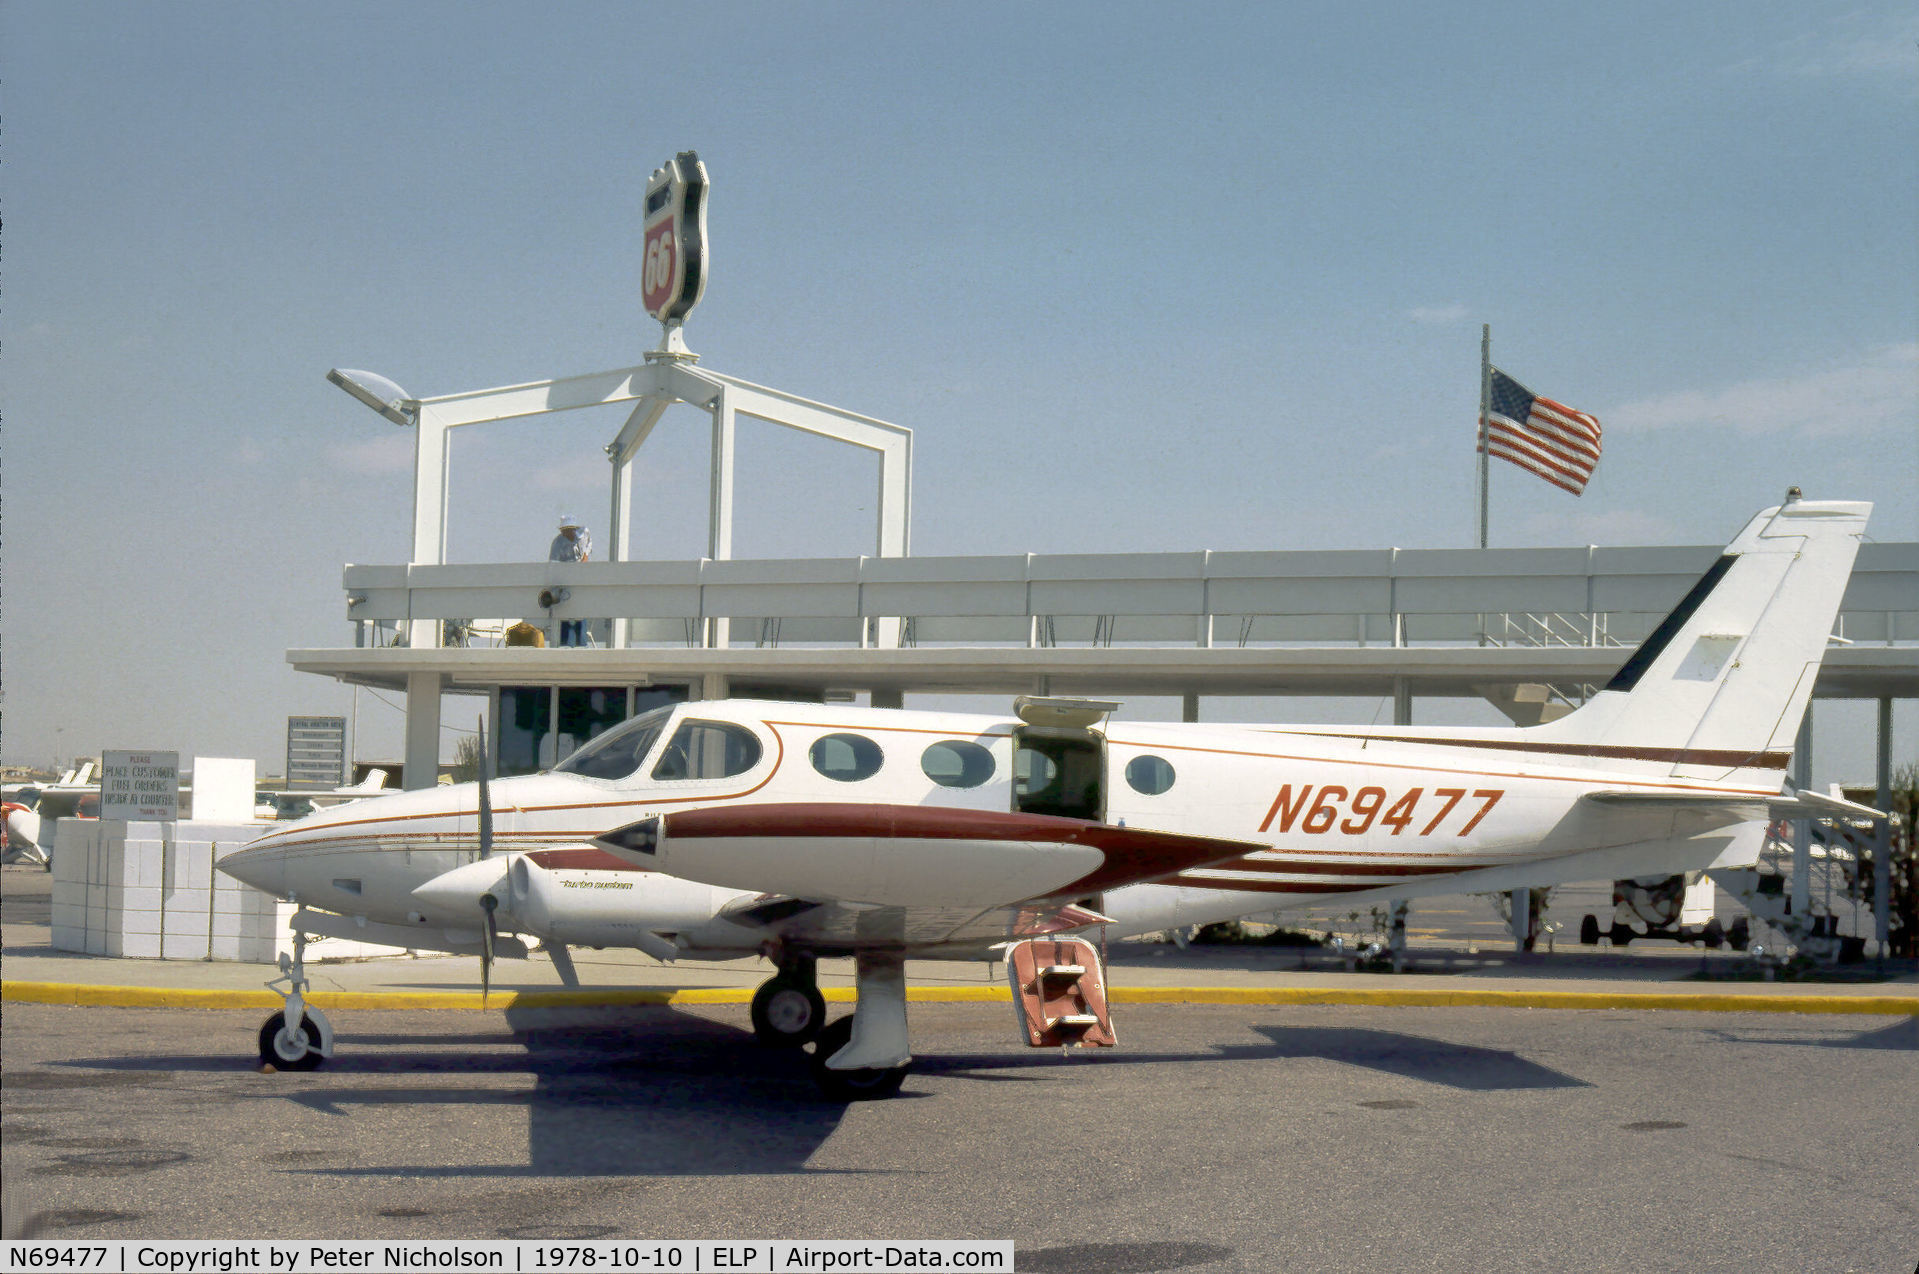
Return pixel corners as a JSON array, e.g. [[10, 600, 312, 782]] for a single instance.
[[642, 150, 710, 324]]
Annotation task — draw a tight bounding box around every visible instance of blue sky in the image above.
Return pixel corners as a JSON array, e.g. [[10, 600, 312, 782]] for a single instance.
[[3, 1, 1914, 778]]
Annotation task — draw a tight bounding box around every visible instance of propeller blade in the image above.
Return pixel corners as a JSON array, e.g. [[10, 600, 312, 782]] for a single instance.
[[480, 892, 498, 1005]]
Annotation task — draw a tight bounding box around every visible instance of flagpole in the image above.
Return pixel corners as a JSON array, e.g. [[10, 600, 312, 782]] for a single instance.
[[1478, 324, 1491, 550]]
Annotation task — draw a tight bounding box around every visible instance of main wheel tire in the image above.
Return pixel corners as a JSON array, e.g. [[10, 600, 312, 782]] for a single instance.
[[809, 1016, 908, 1101], [751, 976, 826, 1047], [1728, 917, 1751, 952], [1703, 918, 1726, 949], [1579, 914, 1601, 946], [258, 1011, 324, 1071]]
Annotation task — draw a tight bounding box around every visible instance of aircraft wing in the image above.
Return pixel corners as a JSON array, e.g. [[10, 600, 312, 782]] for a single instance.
[[712, 891, 1117, 958], [596, 802, 1262, 911]]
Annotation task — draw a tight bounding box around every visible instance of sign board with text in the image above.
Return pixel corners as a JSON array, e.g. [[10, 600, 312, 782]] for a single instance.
[[101, 750, 181, 821], [641, 150, 709, 324], [286, 716, 348, 790]]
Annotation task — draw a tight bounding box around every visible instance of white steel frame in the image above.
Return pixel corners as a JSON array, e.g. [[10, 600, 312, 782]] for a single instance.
[[398, 355, 912, 650], [373, 353, 909, 786]]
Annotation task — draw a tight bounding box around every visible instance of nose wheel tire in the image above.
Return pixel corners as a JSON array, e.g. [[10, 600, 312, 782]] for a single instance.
[[808, 1016, 909, 1101], [258, 1011, 325, 1071], [751, 976, 827, 1047]]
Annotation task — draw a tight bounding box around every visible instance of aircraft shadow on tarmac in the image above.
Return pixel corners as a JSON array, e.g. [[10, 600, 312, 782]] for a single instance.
[[1238, 1025, 1591, 1091], [37, 1007, 1610, 1179], [1699, 1014, 1917, 1052]]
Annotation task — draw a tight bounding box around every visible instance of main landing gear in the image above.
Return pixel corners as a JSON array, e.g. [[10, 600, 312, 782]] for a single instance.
[[808, 1015, 909, 1101], [256, 929, 334, 1071], [758, 948, 913, 1101], [750, 959, 827, 1048]]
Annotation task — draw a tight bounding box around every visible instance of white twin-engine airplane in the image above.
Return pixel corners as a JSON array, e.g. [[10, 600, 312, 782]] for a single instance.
[[222, 497, 1876, 1098]]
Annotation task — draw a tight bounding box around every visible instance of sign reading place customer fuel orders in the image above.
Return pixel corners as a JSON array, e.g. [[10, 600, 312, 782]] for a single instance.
[[101, 750, 180, 821]]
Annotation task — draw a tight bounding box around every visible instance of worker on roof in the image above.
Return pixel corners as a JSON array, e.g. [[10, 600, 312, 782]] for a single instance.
[[548, 515, 591, 646]]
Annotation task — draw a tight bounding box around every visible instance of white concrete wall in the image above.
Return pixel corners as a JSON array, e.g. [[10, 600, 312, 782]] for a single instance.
[[190, 756, 256, 823], [49, 819, 407, 963]]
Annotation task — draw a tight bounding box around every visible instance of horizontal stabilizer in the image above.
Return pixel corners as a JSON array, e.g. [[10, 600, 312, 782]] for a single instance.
[[1583, 789, 1887, 822], [1769, 788, 1888, 822]]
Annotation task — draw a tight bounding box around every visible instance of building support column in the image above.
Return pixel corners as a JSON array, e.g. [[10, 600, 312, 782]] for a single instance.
[[1392, 677, 1414, 963], [1181, 694, 1199, 724], [1875, 697, 1893, 957], [1790, 710, 1814, 923], [406, 407, 452, 649], [707, 388, 736, 650], [403, 671, 444, 791], [1510, 887, 1534, 953], [699, 673, 730, 702], [871, 688, 904, 710]]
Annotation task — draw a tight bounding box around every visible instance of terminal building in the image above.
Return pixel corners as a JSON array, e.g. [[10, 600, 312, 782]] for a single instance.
[[294, 149, 1918, 898], [297, 354, 1919, 798]]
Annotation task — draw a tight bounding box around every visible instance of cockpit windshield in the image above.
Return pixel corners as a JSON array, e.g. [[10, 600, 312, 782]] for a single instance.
[[553, 706, 676, 782]]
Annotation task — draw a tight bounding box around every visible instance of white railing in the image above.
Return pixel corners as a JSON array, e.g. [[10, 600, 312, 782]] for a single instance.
[[342, 541, 1919, 651]]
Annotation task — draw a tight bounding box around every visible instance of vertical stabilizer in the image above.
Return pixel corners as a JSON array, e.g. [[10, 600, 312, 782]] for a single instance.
[[1536, 498, 1870, 781]]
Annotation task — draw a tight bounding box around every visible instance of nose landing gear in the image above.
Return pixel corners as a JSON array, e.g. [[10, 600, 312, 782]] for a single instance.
[[256, 929, 333, 1071]]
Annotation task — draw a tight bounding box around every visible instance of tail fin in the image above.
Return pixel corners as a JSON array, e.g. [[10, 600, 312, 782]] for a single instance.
[[1536, 497, 1870, 782]]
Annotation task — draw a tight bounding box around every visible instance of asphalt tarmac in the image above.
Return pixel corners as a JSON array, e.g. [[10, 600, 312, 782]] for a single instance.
[[4, 866, 1917, 1271], [5, 1000, 1917, 1271]]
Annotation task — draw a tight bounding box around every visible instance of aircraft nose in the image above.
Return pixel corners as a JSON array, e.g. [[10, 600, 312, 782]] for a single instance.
[[217, 837, 294, 897]]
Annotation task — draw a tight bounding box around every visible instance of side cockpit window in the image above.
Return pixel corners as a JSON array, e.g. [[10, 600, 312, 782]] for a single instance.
[[652, 720, 764, 781], [553, 707, 673, 782]]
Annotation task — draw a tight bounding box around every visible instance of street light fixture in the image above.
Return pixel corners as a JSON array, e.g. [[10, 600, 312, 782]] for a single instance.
[[327, 368, 416, 426]]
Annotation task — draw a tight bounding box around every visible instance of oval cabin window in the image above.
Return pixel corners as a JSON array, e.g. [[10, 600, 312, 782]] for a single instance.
[[1124, 754, 1176, 796], [810, 733, 884, 782], [921, 740, 996, 788]]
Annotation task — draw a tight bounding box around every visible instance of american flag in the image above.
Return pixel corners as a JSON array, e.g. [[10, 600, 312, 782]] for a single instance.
[[1479, 368, 1602, 495]]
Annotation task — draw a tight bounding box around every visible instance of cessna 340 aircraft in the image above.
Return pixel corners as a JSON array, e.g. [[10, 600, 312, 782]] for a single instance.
[[221, 496, 1879, 1097]]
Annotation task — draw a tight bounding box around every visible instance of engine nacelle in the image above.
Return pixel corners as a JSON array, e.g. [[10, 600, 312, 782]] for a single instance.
[[508, 855, 723, 948]]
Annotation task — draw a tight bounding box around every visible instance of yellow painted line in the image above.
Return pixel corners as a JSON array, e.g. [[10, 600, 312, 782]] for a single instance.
[[1108, 987, 1919, 1015], [4, 980, 1913, 1015]]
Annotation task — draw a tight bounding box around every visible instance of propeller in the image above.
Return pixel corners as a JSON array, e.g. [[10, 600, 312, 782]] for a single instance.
[[479, 891, 499, 1005], [477, 717, 494, 860]]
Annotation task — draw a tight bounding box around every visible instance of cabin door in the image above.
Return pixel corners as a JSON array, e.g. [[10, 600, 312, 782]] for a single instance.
[[1011, 728, 1105, 822]]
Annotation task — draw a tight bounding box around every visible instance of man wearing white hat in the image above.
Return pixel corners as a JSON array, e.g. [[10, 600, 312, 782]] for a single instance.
[[548, 515, 591, 646]]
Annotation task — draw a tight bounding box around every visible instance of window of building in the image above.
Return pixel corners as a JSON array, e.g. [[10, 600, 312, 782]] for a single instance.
[[498, 684, 688, 777], [557, 687, 629, 764], [1124, 754, 1176, 796], [499, 685, 553, 777], [810, 733, 884, 782], [921, 739, 996, 788], [653, 720, 764, 781]]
